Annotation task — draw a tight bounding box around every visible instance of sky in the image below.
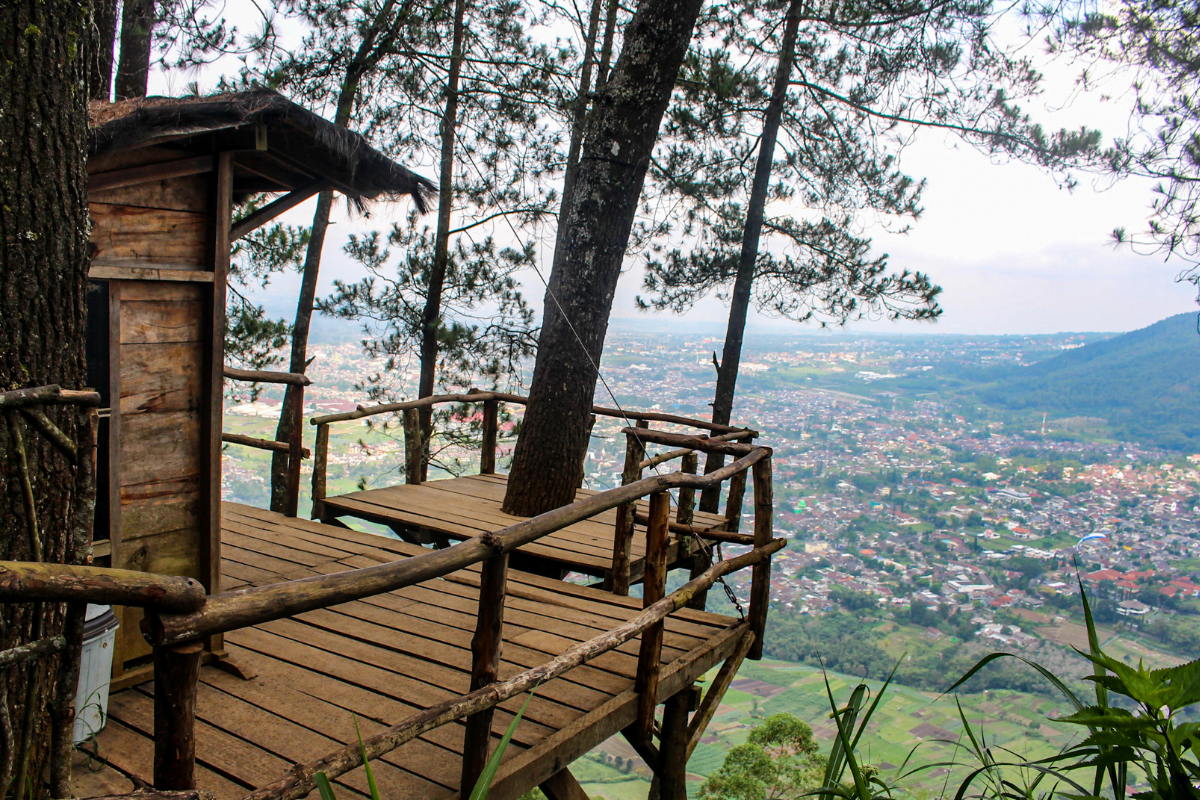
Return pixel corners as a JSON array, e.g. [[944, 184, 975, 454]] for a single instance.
[[150, 8, 1200, 339]]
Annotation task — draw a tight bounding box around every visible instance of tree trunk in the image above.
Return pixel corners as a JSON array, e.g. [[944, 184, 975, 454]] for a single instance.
[[0, 1, 93, 795], [115, 0, 155, 99], [269, 190, 333, 512], [699, 0, 802, 513], [501, 0, 704, 517], [269, 2, 401, 506], [416, 0, 468, 479], [91, 0, 118, 101]]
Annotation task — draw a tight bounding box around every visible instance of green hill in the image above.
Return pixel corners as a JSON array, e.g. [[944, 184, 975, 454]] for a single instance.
[[976, 312, 1200, 451]]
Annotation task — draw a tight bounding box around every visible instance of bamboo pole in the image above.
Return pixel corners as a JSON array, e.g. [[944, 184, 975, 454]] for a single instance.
[[146, 450, 773, 647], [749, 458, 773, 660], [461, 553, 509, 793], [0, 561, 207, 612], [311, 423, 330, 521], [633, 492, 670, 743], [480, 399, 498, 475], [238, 541, 783, 800], [154, 642, 204, 790]]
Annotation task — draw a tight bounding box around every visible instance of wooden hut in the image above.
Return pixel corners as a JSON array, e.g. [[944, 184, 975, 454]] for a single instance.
[[84, 89, 435, 688]]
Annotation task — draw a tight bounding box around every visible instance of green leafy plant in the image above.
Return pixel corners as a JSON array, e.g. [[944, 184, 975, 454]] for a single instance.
[[807, 659, 918, 799], [315, 691, 536, 800], [948, 580, 1200, 799]]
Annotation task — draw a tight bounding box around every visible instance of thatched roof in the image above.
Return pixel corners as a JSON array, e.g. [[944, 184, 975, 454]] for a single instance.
[[89, 89, 435, 213]]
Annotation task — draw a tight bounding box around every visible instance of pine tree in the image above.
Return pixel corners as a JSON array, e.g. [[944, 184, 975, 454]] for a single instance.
[[502, 0, 707, 516]]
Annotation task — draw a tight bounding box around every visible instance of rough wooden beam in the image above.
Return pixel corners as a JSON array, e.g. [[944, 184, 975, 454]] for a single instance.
[[89, 155, 214, 192], [686, 630, 755, 759], [634, 492, 670, 742], [221, 433, 308, 457], [311, 423, 330, 521], [153, 642, 204, 790], [461, 553, 509, 794], [480, 398, 499, 475], [609, 429, 645, 595], [0, 561, 206, 612], [229, 183, 323, 242], [0, 385, 101, 410], [222, 367, 311, 386], [749, 459, 773, 660], [539, 768, 590, 800]]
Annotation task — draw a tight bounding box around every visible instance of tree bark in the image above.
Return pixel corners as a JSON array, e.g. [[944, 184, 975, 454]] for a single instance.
[[416, 0, 468, 479], [501, 0, 704, 517], [699, 0, 802, 512], [0, 1, 93, 794], [115, 0, 155, 99]]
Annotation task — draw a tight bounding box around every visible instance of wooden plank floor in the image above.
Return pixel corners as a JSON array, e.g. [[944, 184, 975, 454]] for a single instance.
[[320, 473, 730, 581], [93, 503, 746, 800]]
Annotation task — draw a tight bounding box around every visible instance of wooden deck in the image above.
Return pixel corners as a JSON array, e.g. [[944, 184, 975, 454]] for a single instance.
[[91, 503, 746, 800], [319, 474, 730, 581]]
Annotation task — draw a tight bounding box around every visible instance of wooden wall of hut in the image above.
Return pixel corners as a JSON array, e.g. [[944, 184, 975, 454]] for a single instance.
[[86, 146, 229, 688]]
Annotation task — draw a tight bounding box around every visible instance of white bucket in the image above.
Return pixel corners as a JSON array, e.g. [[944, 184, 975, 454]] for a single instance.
[[73, 604, 119, 744]]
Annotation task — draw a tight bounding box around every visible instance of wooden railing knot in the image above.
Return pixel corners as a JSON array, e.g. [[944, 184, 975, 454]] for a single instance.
[[479, 531, 504, 552]]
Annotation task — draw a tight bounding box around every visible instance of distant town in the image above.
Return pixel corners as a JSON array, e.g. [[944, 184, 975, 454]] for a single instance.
[[222, 325, 1200, 668]]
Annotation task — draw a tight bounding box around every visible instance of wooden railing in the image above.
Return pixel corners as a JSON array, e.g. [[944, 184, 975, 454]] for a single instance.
[[307, 389, 757, 533], [221, 367, 311, 517], [2, 433, 781, 800]]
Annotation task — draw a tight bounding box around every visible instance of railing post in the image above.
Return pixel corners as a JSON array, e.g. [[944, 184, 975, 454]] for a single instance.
[[749, 457, 773, 660], [634, 491, 670, 743], [677, 452, 697, 527], [658, 685, 697, 800], [609, 424, 646, 595], [462, 552, 509, 794], [480, 398, 498, 475], [153, 641, 204, 790], [723, 469, 747, 533], [284, 383, 304, 517], [403, 408, 422, 485], [311, 422, 329, 521]]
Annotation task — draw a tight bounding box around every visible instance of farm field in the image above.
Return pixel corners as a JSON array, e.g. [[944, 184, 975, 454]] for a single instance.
[[579, 657, 1085, 799]]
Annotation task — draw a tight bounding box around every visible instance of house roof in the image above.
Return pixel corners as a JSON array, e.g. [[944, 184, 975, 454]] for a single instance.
[[88, 89, 436, 212]]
